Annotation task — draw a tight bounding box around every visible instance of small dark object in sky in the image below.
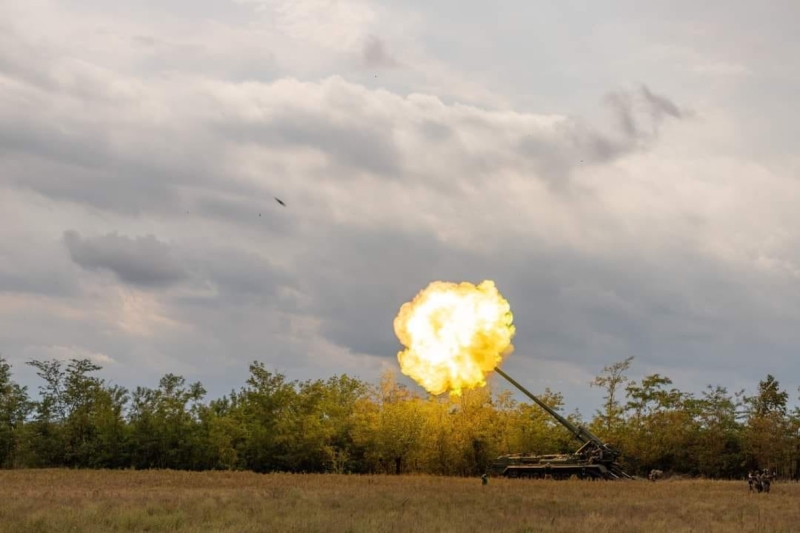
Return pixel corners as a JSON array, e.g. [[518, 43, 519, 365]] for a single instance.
[[274, 197, 286, 206], [259, 213, 261, 217]]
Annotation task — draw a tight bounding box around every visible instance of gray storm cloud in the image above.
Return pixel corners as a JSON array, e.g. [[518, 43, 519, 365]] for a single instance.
[[2, 0, 800, 415], [63, 231, 187, 288], [602, 84, 684, 145], [362, 35, 399, 69], [516, 84, 683, 188]]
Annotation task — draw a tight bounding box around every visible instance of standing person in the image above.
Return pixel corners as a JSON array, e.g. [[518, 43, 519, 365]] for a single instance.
[[748, 471, 762, 493], [761, 470, 772, 493]]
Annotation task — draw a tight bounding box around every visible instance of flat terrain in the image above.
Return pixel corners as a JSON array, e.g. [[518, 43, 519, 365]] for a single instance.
[[1, 470, 797, 533]]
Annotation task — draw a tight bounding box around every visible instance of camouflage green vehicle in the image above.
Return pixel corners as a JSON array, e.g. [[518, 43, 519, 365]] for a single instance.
[[489, 368, 632, 480]]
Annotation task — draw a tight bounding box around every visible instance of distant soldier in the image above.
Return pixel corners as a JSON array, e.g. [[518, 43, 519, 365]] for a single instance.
[[748, 471, 763, 493], [761, 470, 772, 493]]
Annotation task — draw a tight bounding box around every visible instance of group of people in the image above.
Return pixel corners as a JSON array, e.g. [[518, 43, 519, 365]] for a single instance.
[[646, 468, 776, 492], [748, 470, 774, 493]]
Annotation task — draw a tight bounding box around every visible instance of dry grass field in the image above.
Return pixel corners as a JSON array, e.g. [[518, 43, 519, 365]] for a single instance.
[[1, 470, 798, 533]]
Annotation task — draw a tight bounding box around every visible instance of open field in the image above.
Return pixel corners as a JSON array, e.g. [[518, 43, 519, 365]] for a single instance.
[[1, 470, 798, 533]]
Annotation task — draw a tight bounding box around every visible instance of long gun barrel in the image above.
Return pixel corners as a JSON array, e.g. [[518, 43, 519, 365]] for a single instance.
[[491, 367, 632, 480], [494, 367, 604, 447], [493, 366, 630, 475]]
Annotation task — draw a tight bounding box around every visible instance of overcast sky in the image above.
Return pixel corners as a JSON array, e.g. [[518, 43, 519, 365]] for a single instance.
[[2, 0, 800, 415]]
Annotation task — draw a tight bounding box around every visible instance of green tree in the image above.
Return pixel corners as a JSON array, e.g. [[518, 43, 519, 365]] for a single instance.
[[24, 359, 68, 466], [449, 387, 497, 475], [236, 362, 298, 472], [89, 383, 130, 468], [617, 372, 698, 475], [60, 359, 105, 467], [748, 375, 788, 417], [742, 375, 791, 475], [352, 371, 426, 475], [691, 385, 743, 478], [128, 374, 206, 470], [589, 356, 633, 437], [0, 356, 32, 468], [318, 375, 370, 473]]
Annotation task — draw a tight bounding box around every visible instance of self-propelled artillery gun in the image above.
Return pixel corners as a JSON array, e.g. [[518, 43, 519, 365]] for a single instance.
[[489, 368, 632, 480]]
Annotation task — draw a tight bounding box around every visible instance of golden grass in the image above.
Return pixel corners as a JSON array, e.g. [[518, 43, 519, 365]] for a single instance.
[[1, 470, 797, 533]]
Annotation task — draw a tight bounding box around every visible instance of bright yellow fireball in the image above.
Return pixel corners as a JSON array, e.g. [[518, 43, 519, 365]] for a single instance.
[[393, 280, 515, 396]]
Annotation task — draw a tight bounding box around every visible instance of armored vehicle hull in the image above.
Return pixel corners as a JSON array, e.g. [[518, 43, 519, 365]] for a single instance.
[[490, 453, 625, 480]]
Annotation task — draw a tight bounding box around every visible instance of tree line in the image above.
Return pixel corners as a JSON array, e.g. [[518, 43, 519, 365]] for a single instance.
[[1, 354, 799, 479]]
